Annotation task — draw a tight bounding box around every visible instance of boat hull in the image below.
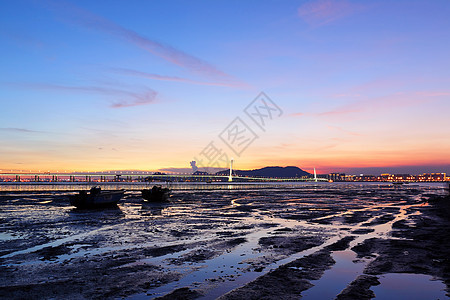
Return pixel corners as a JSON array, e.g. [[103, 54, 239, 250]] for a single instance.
[[142, 187, 170, 202], [69, 190, 125, 209]]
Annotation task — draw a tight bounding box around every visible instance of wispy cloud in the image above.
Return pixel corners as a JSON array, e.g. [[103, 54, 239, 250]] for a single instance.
[[298, 0, 363, 27], [317, 92, 441, 120], [290, 112, 305, 117], [0, 28, 44, 49], [0, 127, 42, 133], [415, 91, 450, 97], [290, 108, 361, 118], [108, 67, 246, 88], [50, 2, 239, 83], [332, 93, 361, 98], [326, 125, 361, 136], [110, 89, 157, 108], [318, 107, 362, 117], [289, 90, 448, 121], [4, 82, 158, 108]]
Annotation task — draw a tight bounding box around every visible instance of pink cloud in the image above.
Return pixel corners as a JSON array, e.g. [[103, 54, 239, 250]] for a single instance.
[[318, 108, 362, 117], [6, 82, 157, 108], [50, 2, 240, 84], [290, 112, 305, 117], [289, 88, 447, 121], [298, 0, 362, 27], [109, 68, 247, 88], [326, 125, 361, 136], [332, 93, 361, 98], [110, 90, 157, 108], [415, 91, 450, 97], [317, 91, 443, 120]]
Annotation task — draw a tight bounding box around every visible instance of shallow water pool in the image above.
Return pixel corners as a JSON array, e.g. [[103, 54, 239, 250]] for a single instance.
[[372, 273, 447, 300]]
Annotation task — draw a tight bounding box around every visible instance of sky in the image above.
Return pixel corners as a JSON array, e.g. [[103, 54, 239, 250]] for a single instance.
[[1, 0, 450, 175]]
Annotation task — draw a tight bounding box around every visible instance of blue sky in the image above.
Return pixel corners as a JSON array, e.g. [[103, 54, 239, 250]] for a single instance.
[[1, 0, 450, 174]]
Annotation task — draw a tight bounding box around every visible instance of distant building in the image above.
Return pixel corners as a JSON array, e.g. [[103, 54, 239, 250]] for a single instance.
[[380, 173, 393, 181], [343, 175, 356, 181], [393, 174, 411, 181], [360, 175, 377, 181], [328, 173, 346, 181], [420, 173, 446, 181]]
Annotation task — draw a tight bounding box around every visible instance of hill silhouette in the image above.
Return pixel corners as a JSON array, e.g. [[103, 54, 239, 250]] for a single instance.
[[216, 166, 310, 178]]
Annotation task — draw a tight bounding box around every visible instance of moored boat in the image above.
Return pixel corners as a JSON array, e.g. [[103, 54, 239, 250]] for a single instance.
[[142, 185, 170, 202], [69, 187, 125, 209]]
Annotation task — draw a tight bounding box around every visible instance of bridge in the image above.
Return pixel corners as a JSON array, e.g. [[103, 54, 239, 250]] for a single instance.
[[0, 172, 327, 183]]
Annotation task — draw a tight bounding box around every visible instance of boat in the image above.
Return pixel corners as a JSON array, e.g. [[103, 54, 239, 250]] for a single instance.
[[69, 187, 125, 209], [142, 185, 170, 202]]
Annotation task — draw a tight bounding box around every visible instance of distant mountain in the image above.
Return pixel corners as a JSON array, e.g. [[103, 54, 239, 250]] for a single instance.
[[216, 166, 310, 178]]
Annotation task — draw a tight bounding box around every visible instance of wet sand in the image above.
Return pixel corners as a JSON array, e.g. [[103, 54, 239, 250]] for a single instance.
[[0, 184, 449, 299]]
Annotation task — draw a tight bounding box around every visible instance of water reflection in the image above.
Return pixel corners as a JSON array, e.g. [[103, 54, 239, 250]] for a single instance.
[[140, 202, 168, 216], [372, 273, 447, 299], [0, 181, 353, 192], [301, 250, 366, 299]]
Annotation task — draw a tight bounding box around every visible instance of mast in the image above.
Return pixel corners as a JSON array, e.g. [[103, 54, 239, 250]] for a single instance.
[[228, 159, 233, 182], [314, 168, 317, 182]]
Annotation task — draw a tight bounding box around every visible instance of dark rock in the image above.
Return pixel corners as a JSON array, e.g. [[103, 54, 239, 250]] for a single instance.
[[336, 275, 380, 300], [325, 236, 355, 251]]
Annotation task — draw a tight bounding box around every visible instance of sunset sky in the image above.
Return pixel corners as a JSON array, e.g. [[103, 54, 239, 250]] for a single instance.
[[1, 0, 450, 175]]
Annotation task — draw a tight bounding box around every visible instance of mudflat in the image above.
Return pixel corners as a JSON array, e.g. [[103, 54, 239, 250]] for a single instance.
[[0, 184, 448, 299]]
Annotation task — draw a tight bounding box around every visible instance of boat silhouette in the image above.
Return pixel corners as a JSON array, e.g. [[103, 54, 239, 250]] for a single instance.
[[69, 187, 125, 209]]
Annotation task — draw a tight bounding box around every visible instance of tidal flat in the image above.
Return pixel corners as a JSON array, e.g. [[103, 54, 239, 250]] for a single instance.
[[0, 184, 449, 299]]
